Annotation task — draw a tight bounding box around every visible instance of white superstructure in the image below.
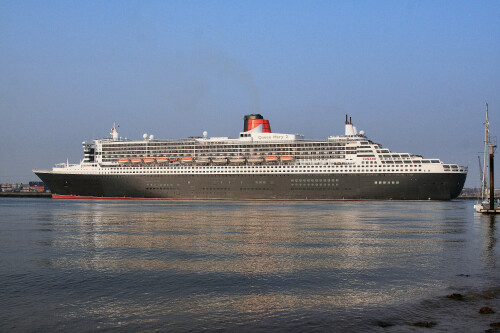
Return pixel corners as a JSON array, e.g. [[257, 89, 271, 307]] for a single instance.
[[39, 116, 467, 176]]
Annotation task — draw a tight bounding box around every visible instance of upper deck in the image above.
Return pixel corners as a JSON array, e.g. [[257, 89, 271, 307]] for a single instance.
[[33, 114, 467, 176]]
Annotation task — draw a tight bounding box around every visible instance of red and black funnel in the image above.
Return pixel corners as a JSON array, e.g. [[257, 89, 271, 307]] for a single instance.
[[243, 114, 271, 133]]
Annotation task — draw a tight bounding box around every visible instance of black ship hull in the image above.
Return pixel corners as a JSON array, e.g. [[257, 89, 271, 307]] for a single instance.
[[35, 172, 466, 200]]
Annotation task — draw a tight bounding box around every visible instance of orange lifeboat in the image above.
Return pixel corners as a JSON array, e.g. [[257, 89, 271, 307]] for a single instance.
[[181, 157, 194, 164], [265, 156, 279, 162], [156, 158, 169, 163], [144, 158, 155, 163], [118, 158, 130, 164], [280, 156, 294, 162], [170, 158, 179, 163], [131, 158, 142, 163]]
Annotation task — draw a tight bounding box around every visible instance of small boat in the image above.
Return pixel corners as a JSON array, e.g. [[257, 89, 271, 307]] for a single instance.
[[170, 158, 179, 163], [212, 158, 228, 164], [131, 158, 142, 163], [181, 157, 194, 164], [156, 158, 169, 163], [195, 158, 211, 165], [118, 158, 130, 164], [247, 157, 264, 164], [265, 156, 279, 163], [229, 157, 246, 164], [143, 158, 155, 163], [280, 155, 294, 163]]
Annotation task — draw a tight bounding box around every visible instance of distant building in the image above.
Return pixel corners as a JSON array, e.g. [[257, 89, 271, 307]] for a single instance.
[[1, 181, 49, 193], [28, 181, 49, 192], [1, 184, 13, 192], [20, 185, 35, 192]]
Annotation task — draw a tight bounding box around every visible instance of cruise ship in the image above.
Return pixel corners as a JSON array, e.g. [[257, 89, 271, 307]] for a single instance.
[[34, 114, 467, 200]]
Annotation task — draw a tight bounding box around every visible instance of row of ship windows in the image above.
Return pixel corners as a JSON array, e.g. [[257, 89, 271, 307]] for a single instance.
[[142, 179, 403, 187], [100, 142, 358, 149], [99, 150, 349, 156], [100, 149, 345, 153], [99, 143, 368, 149], [95, 166, 428, 172], [100, 143, 372, 148], [100, 149, 346, 157], [100, 148, 348, 153], [291, 178, 339, 182], [98, 146, 413, 154], [92, 170, 431, 177], [99, 157, 434, 164], [143, 186, 343, 191], [97, 164, 427, 170], [100, 152, 342, 159], [143, 177, 396, 186], [140, 174, 399, 179], [94, 170, 430, 175], [141, 186, 374, 192], [100, 155, 432, 160], [290, 187, 341, 191], [92, 168, 434, 175], [101, 164, 426, 170], [291, 183, 339, 187]]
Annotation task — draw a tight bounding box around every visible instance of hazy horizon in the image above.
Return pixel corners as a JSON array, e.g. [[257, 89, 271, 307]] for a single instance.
[[1, 0, 499, 188]]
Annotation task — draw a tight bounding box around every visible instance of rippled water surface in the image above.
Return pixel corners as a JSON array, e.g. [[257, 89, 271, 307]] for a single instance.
[[1, 198, 499, 332]]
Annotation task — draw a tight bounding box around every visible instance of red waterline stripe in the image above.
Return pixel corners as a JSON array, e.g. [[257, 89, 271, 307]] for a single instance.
[[51, 194, 366, 202]]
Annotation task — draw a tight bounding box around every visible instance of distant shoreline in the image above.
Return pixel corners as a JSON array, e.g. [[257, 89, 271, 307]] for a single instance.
[[0, 192, 52, 198]]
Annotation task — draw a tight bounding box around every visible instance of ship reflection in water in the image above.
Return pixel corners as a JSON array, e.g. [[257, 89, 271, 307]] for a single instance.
[[1, 199, 499, 331]]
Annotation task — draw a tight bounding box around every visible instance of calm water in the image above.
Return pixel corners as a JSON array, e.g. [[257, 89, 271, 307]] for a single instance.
[[1, 198, 499, 332]]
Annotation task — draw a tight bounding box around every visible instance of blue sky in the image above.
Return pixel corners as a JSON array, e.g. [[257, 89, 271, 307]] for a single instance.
[[1, 0, 499, 187]]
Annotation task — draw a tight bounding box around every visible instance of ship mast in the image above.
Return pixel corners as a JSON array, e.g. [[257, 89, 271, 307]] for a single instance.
[[478, 156, 483, 185], [481, 104, 490, 202]]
